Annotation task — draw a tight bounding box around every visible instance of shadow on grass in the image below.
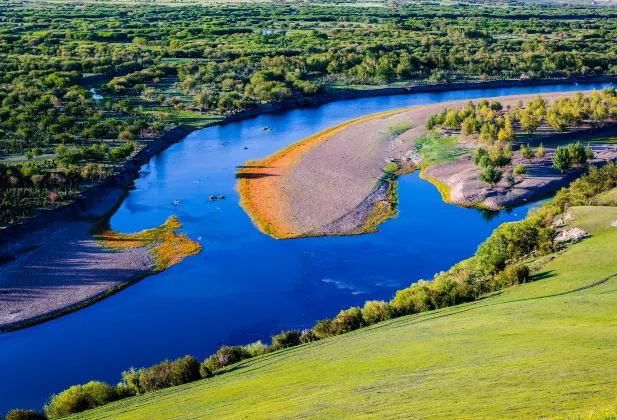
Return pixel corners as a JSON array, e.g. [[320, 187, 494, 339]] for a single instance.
[[531, 270, 557, 281]]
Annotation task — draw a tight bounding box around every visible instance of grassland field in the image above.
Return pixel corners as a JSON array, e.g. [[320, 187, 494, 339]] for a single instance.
[[74, 198, 617, 419]]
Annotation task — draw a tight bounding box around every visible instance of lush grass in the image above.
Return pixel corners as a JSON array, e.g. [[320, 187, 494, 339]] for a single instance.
[[95, 216, 201, 272], [76, 205, 617, 419], [415, 131, 469, 166]]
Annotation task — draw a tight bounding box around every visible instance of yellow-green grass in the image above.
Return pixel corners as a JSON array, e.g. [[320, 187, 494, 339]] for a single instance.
[[415, 131, 469, 166], [419, 166, 453, 204], [237, 107, 414, 239], [95, 216, 202, 272], [77, 205, 617, 419]]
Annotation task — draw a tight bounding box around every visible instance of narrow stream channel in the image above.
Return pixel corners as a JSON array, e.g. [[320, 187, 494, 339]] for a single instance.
[[0, 82, 612, 412]]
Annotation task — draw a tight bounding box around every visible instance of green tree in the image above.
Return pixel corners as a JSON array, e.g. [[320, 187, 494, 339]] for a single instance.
[[536, 143, 546, 158], [513, 164, 527, 178], [567, 141, 587, 167], [478, 165, 503, 187], [552, 146, 571, 173], [521, 143, 535, 162]]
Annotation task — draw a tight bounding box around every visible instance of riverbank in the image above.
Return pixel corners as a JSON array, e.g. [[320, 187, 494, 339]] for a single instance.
[[237, 90, 617, 238], [2, 76, 616, 244], [0, 78, 614, 333]]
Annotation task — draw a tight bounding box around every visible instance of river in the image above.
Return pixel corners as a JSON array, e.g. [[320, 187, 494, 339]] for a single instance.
[[0, 81, 612, 412]]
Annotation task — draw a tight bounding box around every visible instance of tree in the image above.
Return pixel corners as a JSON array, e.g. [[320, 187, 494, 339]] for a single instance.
[[513, 164, 527, 178], [520, 111, 540, 135], [536, 143, 545, 158], [521, 143, 535, 162], [478, 166, 503, 187], [552, 146, 571, 173], [547, 108, 567, 133], [461, 119, 473, 138], [585, 144, 595, 160], [567, 141, 587, 167]]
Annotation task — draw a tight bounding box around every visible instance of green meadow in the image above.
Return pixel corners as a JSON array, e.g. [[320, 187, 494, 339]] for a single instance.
[[75, 203, 617, 419]]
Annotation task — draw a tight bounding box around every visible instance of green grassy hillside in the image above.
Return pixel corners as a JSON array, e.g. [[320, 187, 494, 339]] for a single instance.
[[75, 205, 617, 419]]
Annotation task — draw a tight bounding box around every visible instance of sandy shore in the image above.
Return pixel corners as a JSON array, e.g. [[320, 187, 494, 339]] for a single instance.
[[2, 78, 616, 331], [237, 90, 617, 238], [0, 220, 153, 331]]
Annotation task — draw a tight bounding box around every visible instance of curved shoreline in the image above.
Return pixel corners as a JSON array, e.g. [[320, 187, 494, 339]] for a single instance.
[[1, 76, 615, 333], [237, 90, 617, 239], [237, 107, 414, 238]]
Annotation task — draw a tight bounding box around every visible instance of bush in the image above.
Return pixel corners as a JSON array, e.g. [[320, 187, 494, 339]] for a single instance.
[[390, 282, 433, 316], [45, 381, 118, 419], [203, 346, 251, 373], [121, 355, 201, 394], [313, 319, 334, 339], [271, 330, 301, 351], [330, 307, 365, 335], [200, 363, 213, 378], [361, 300, 391, 325], [5, 410, 47, 420], [243, 340, 269, 357], [476, 221, 553, 274], [496, 264, 531, 287], [299, 329, 317, 344]]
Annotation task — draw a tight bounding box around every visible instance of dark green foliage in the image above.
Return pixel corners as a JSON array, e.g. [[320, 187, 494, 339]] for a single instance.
[[109, 142, 135, 161], [567, 141, 587, 167], [270, 330, 301, 351], [5, 410, 47, 420], [476, 221, 554, 274], [478, 166, 503, 186], [553, 146, 572, 173]]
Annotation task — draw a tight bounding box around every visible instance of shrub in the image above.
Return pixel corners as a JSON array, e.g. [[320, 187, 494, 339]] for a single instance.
[[299, 329, 317, 344], [45, 381, 118, 419], [271, 330, 301, 351], [313, 319, 335, 339], [478, 165, 503, 187], [243, 340, 269, 357], [513, 164, 527, 177], [5, 410, 47, 420], [200, 363, 214, 378], [390, 282, 433, 315], [330, 307, 365, 335], [361, 300, 392, 325], [476, 221, 554, 274], [115, 382, 134, 399], [203, 346, 251, 373], [496, 264, 531, 287], [121, 355, 201, 394]]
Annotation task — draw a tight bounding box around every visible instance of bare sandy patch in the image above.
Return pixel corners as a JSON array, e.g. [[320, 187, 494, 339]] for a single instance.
[[238, 90, 614, 238], [0, 216, 200, 332]]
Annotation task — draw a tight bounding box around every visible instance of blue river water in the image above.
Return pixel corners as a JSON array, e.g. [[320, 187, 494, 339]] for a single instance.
[[0, 82, 612, 413]]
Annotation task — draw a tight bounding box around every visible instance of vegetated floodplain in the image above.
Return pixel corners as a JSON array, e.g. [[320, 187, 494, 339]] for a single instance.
[[238, 90, 617, 240], [96, 216, 202, 272], [4, 0, 617, 226], [414, 131, 467, 166], [24, 162, 617, 419], [73, 183, 617, 418]]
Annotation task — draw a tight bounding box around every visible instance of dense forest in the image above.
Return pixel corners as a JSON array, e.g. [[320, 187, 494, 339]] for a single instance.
[[2, 0, 617, 224]]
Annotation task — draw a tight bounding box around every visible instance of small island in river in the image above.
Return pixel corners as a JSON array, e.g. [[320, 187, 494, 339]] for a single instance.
[[237, 90, 617, 239]]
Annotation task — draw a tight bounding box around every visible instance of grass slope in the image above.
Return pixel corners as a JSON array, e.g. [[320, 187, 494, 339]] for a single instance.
[[76, 206, 617, 419]]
